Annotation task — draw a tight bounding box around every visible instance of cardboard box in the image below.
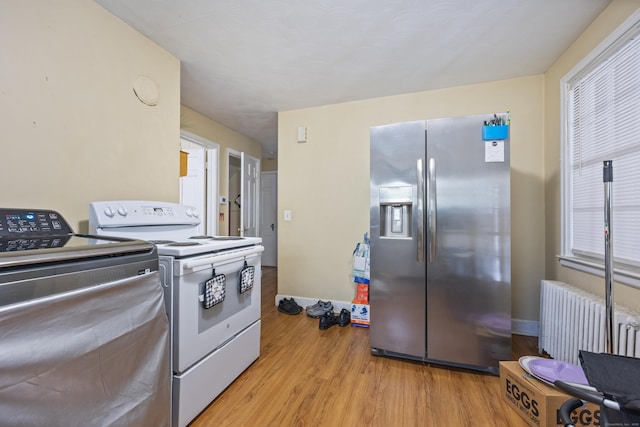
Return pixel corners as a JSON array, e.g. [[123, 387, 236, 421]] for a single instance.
[[351, 303, 370, 328], [179, 150, 188, 177], [500, 361, 601, 427]]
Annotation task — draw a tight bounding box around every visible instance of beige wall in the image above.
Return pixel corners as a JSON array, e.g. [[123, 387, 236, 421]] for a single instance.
[[544, 0, 640, 311], [262, 157, 278, 172], [278, 76, 545, 321], [4, 0, 635, 324], [1, 0, 180, 232], [180, 106, 262, 235]]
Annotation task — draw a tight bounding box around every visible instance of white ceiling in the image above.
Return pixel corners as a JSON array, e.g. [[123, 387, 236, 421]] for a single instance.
[[95, 0, 610, 156]]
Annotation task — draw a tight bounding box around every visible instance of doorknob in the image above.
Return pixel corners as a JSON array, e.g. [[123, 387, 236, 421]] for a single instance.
[[271, 223, 275, 231]]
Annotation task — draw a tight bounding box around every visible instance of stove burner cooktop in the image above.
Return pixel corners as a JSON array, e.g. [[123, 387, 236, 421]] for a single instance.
[[187, 235, 245, 241], [152, 235, 262, 257], [167, 242, 201, 247], [211, 236, 245, 241]]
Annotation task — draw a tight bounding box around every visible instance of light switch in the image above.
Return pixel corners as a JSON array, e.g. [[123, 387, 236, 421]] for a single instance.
[[284, 210, 292, 221], [297, 127, 307, 143]]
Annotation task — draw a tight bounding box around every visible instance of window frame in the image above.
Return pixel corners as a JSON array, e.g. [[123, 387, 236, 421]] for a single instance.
[[559, 10, 640, 289]]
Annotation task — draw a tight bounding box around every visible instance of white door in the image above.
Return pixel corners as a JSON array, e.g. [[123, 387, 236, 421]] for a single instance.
[[180, 148, 206, 235], [240, 153, 260, 237], [228, 155, 241, 236], [180, 133, 219, 235], [260, 171, 277, 266]]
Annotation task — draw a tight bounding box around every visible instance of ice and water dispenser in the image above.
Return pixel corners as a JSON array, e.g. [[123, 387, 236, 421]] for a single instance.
[[379, 186, 413, 238]]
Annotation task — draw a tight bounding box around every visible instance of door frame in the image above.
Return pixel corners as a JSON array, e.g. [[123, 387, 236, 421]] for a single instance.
[[260, 171, 277, 266]]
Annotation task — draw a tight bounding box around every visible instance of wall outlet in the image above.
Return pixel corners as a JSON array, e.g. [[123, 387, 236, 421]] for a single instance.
[[284, 210, 292, 221]]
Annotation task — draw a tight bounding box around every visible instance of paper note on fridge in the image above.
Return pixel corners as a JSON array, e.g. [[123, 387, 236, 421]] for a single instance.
[[485, 140, 505, 163]]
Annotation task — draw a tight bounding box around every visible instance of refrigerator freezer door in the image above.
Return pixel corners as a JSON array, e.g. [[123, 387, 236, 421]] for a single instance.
[[370, 121, 426, 359], [425, 114, 511, 372]]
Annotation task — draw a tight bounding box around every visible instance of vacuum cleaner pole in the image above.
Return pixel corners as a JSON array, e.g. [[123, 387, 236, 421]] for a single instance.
[[603, 160, 614, 354]]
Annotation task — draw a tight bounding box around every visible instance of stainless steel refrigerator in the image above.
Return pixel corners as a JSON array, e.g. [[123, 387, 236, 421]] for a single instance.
[[369, 114, 511, 374]]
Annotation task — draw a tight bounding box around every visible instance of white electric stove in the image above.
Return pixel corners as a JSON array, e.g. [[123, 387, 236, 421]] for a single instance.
[[89, 200, 263, 427]]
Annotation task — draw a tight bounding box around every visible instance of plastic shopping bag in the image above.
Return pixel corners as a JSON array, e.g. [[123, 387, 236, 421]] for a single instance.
[[352, 232, 370, 284]]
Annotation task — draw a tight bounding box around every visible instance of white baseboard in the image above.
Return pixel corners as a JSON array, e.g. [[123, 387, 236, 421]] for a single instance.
[[511, 319, 539, 337], [275, 294, 539, 337]]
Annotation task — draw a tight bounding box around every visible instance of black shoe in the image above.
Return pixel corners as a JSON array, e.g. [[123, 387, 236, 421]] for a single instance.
[[338, 308, 351, 327], [278, 298, 302, 315], [319, 311, 339, 330]]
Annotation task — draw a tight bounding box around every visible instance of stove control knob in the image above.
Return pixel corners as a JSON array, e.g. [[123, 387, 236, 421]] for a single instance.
[[192, 209, 200, 218], [104, 206, 115, 218], [117, 206, 128, 217], [185, 207, 193, 217]]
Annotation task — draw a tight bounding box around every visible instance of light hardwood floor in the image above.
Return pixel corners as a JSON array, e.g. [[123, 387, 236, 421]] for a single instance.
[[190, 267, 536, 426]]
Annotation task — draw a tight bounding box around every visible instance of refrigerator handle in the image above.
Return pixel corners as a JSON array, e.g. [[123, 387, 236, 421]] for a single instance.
[[427, 158, 437, 263], [417, 158, 424, 263]]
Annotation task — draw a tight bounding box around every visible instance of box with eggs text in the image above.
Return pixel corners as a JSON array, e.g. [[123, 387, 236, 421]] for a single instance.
[[500, 361, 600, 427]]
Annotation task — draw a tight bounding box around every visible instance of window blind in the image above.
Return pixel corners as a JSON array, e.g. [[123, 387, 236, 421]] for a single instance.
[[567, 33, 640, 268]]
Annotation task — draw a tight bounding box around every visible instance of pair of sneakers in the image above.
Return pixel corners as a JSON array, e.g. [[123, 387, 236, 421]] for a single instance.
[[319, 309, 351, 330], [305, 300, 333, 318], [278, 298, 303, 315]]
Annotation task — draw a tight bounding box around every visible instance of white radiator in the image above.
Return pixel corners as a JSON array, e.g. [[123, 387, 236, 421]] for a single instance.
[[539, 280, 640, 364]]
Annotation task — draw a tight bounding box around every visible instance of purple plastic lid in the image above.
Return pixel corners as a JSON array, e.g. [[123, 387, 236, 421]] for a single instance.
[[528, 359, 589, 385]]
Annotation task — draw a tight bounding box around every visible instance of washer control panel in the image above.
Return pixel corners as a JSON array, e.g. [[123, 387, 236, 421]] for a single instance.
[[0, 208, 73, 237]]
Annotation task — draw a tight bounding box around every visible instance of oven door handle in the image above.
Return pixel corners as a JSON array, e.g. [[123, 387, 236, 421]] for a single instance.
[[182, 246, 264, 271]]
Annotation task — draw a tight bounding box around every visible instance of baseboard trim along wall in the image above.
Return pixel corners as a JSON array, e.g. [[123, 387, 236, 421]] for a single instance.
[[275, 294, 539, 337], [512, 319, 539, 337]]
